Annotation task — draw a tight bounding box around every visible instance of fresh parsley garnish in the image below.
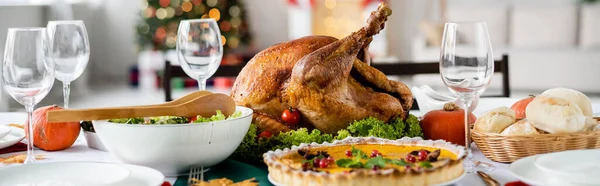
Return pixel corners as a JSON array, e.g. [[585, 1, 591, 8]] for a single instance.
[[387, 158, 410, 166], [351, 146, 368, 159], [336, 158, 364, 168], [364, 156, 386, 169], [419, 161, 433, 168]]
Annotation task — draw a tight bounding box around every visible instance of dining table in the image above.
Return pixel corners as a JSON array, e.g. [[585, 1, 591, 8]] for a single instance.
[[1, 97, 599, 186]]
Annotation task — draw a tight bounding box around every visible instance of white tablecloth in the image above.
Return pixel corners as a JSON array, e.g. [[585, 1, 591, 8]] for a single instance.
[[1, 98, 599, 185]]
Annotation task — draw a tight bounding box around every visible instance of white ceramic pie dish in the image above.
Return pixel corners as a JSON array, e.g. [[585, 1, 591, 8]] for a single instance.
[[92, 106, 253, 176]]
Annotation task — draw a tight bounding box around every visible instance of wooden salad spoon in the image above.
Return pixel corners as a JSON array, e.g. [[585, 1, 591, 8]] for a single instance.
[[46, 93, 236, 123]]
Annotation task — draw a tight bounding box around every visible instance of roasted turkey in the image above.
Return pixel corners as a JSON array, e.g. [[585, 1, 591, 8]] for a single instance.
[[231, 3, 413, 134]]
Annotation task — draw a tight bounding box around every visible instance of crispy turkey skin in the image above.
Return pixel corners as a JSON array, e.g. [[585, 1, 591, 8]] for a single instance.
[[231, 3, 412, 134]]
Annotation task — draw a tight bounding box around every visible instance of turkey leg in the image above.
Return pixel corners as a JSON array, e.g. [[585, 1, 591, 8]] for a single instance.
[[290, 3, 392, 89]]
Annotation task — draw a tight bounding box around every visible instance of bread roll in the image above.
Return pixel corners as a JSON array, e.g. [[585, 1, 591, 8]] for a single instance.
[[500, 119, 540, 136], [525, 95, 594, 133], [542, 88, 593, 117], [474, 107, 516, 133]]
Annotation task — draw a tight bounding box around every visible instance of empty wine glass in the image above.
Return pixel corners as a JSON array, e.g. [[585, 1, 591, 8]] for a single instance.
[[3, 28, 55, 164], [47, 20, 90, 108], [439, 22, 495, 173], [176, 19, 223, 90]]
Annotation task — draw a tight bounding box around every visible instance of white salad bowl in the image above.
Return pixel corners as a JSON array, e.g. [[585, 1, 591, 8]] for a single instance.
[[92, 106, 253, 176]]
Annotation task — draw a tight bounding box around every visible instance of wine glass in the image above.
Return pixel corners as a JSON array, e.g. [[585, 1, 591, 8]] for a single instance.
[[3, 28, 55, 164], [439, 22, 495, 173], [47, 20, 90, 108], [176, 19, 223, 90]]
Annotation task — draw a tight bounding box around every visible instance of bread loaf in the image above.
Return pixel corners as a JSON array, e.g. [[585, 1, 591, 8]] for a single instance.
[[474, 107, 516, 133], [500, 119, 540, 136], [542, 88, 593, 117], [525, 95, 594, 133]]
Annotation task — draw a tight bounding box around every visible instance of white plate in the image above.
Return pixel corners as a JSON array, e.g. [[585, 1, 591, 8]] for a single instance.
[[509, 155, 596, 186], [115, 164, 165, 186], [0, 125, 11, 139], [533, 149, 600, 185], [0, 162, 130, 186], [268, 172, 466, 186], [0, 127, 25, 150]]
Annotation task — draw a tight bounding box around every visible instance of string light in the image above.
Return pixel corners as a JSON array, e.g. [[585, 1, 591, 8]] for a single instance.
[[227, 36, 239, 48], [325, 0, 336, 9], [191, 0, 201, 5], [143, 7, 155, 18], [207, 0, 217, 7], [201, 14, 209, 19], [139, 0, 148, 10], [156, 8, 167, 19], [230, 17, 241, 28], [221, 35, 226, 45], [208, 8, 220, 21], [139, 24, 150, 34], [166, 7, 175, 18], [229, 6, 240, 17], [159, 0, 170, 7], [166, 34, 177, 48], [182, 1, 193, 12], [220, 21, 231, 32], [170, 0, 180, 7], [194, 4, 205, 14], [155, 27, 167, 40]]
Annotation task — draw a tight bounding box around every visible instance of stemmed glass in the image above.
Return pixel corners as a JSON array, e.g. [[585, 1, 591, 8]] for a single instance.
[[176, 19, 223, 90], [47, 20, 90, 108], [3, 28, 55, 164], [439, 22, 495, 173]]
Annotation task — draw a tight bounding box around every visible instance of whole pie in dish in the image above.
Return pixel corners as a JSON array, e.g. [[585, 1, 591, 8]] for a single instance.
[[263, 137, 466, 186]]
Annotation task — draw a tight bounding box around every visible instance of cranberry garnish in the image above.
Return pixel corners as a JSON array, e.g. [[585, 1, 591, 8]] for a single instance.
[[370, 150, 381, 157], [319, 158, 329, 168], [372, 165, 379, 171], [313, 158, 320, 166], [405, 154, 416, 163], [345, 150, 352, 157], [326, 156, 335, 164], [417, 150, 428, 161], [302, 162, 310, 169]]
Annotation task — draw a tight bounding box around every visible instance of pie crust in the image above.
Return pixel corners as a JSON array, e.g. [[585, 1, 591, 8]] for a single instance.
[[263, 137, 466, 186]]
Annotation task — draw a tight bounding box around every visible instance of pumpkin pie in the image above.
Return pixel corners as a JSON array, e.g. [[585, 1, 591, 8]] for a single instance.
[[263, 137, 465, 186]]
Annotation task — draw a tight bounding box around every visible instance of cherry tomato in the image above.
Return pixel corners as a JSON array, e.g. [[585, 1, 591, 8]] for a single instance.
[[282, 108, 300, 126], [258, 131, 272, 139], [188, 116, 198, 123], [405, 154, 416, 163], [417, 150, 428, 161], [505, 181, 529, 186]]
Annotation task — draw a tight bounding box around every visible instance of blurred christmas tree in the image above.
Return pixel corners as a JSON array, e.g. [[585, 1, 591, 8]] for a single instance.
[[136, 0, 252, 53]]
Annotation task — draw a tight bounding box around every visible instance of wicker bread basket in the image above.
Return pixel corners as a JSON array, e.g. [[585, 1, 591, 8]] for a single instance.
[[471, 129, 600, 163]]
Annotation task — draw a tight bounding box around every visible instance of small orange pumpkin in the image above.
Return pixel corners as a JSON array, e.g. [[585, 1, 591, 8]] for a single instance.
[[511, 95, 535, 120], [420, 102, 476, 146], [25, 105, 80, 151]]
